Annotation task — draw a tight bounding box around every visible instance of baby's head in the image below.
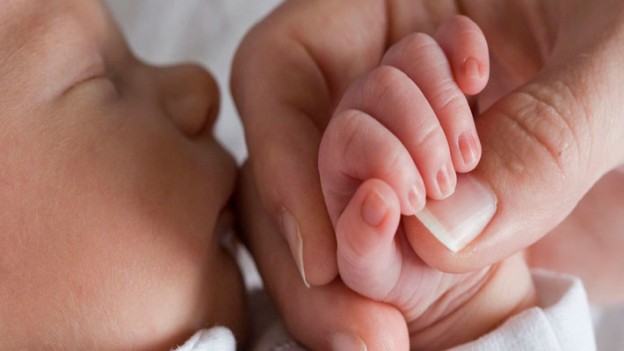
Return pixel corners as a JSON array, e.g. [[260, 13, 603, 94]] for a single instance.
[[0, 0, 245, 349]]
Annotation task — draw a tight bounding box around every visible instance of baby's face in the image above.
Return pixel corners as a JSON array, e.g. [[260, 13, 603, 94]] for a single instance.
[[0, 1, 244, 349]]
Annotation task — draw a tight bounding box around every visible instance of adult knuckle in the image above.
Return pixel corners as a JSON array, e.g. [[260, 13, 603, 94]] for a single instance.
[[494, 84, 585, 179]]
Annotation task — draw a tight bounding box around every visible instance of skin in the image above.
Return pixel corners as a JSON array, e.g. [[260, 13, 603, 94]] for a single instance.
[[238, 165, 536, 350], [237, 13, 536, 350], [0, 1, 245, 349], [319, 16, 490, 222], [232, 0, 624, 349], [320, 15, 536, 344]]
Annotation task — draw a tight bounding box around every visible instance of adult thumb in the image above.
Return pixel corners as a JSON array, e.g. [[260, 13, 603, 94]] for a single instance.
[[403, 61, 624, 273]]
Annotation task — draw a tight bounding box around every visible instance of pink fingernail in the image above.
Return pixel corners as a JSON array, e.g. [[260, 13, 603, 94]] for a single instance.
[[458, 131, 480, 167], [463, 57, 481, 79], [361, 191, 387, 227], [435, 164, 455, 199], [415, 174, 497, 252]]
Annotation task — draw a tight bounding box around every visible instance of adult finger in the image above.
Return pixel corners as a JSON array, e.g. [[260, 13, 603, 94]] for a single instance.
[[231, 0, 388, 286], [404, 54, 624, 272]]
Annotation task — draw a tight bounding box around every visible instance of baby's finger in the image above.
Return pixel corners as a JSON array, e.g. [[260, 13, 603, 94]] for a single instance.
[[335, 65, 457, 201], [383, 33, 481, 173], [336, 179, 402, 301], [319, 109, 424, 225], [435, 15, 490, 96], [238, 166, 410, 351]]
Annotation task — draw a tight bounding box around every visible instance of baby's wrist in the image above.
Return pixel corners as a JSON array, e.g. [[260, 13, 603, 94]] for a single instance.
[[411, 253, 537, 350]]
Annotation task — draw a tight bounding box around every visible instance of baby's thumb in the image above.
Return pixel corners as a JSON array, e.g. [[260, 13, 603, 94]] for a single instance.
[[404, 68, 622, 272], [336, 179, 402, 301]]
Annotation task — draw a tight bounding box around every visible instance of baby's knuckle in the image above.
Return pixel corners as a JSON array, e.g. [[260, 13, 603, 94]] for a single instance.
[[431, 83, 466, 116], [387, 32, 437, 63], [381, 146, 408, 178], [400, 32, 437, 53], [412, 121, 444, 150], [361, 65, 405, 104], [334, 110, 367, 161]]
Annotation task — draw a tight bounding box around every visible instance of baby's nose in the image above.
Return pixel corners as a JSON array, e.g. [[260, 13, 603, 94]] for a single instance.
[[160, 64, 220, 137]]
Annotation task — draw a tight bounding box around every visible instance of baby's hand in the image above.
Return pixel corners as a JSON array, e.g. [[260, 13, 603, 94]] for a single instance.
[[319, 15, 489, 223], [319, 16, 535, 348]]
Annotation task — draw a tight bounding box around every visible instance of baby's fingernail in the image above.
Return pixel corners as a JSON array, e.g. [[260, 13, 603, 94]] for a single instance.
[[415, 174, 497, 252], [463, 57, 481, 79], [435, 164, 455, 199], [458, 130, 480, 167], [331, 331, 367, 351], [407, 184, 424, 215], [280, 208, 310, 288], [361, 191, 387, 227]]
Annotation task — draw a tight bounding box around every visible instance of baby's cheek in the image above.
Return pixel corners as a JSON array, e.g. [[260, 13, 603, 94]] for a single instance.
[[73, 222, 216, 349]]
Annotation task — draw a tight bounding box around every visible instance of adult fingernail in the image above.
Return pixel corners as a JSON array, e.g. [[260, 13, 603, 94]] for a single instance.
[[463, 57, 481, 79], [435, 164, 455, 199], [361, 191, 387, 227], [281, 208, 310, 288], [415, 174, 497, 252], [458, 130, 480, 167], [330, 331, 367, 351]]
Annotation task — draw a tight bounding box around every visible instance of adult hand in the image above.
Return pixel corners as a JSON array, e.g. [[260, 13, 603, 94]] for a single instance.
[[399, 0, 624, 273], [528, 169, 624, 305], [232, 0, 624, 348], [232, 0, 624, 279]]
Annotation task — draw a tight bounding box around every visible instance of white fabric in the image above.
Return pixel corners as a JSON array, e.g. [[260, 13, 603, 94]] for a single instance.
[[173, 327, 235, 351]]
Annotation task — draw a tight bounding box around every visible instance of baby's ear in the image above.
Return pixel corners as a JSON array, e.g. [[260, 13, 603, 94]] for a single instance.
[[435, 15, 490, 96]]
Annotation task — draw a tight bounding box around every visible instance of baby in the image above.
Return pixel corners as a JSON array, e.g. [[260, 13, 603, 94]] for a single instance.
[[318, 16, 536, 349], [0, 0, 245, 349]]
